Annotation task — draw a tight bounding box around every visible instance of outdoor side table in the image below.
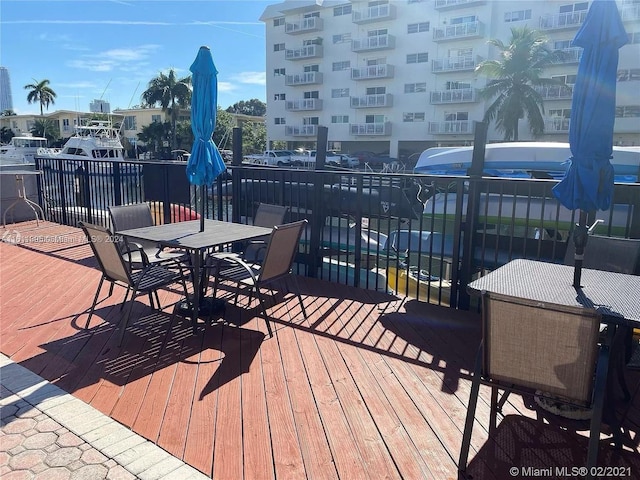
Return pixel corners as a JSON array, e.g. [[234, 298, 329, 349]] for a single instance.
[[1, 170, 46, 227]]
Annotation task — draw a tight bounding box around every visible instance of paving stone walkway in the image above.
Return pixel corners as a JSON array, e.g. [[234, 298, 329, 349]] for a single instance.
[[0, 354, 210, 480]]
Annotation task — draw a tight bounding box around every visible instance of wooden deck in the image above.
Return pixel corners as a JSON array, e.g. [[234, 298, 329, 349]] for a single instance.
[[2, 221, 640, 480]]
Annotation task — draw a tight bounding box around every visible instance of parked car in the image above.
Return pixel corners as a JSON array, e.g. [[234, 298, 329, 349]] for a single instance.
[[329, 152, 360, 168], [350, 151, 397, 166]]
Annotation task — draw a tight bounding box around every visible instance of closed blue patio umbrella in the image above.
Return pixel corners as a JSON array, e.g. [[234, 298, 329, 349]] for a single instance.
[[552, 0, 627, 287], [187, 45, 226, 232]]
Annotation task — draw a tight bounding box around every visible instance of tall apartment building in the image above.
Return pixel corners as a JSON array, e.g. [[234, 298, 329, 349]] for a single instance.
[[260, 0, 640, 160], [89, 99, 111, 114], [0, 67, 14, 113]]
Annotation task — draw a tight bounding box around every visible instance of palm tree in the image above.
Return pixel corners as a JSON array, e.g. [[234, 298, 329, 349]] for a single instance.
[[24, 79, 57, 116], [475, 26, 566, 141], [141, 69, 191, 154], [30, 118, 59, 142]]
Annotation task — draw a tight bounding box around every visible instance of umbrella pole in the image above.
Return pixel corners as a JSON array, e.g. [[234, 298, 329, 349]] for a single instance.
[[573, 210, 589, 288], [200, 184, 205, 232]]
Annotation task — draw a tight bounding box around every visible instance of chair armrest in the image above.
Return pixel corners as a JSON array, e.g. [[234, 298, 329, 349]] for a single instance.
[[121, 241, 151, 266]]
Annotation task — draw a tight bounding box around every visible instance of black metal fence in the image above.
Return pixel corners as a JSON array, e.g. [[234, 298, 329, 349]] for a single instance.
[[34, 156, 640, 310]]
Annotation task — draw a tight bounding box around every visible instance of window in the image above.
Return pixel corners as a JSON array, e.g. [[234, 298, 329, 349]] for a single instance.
[[446, 81, 471, 90], [304, 11, 320, 18], [370, 0, 388, 6], [334, 4, 352, 16], [274, 68, 286, 76], [551, 74, 577, 85], [365, 114, 385, 123], [616, 105, 640, 117], [408, 0, 425, 3], [333, 33, 351, 44], [504, 9, 531, 22], [404, 82, 427, 93], [366, 86, 386, 95], [151, 114, 162, 123], [451, 15, 476, 24], [274, 43, 285, 52], [331, 115, 349, 124], [124, 116, 136, 130], [559, 2, 588, 13], [554, 40, 572, 50], [628, 31, 640, 44], [403, 112, 426, 122], [304, 64, 319, 72], [332, 60, 351, 71], [332, 88, 350, 98], [407, 52, 428, 64], [62, 119, 70, 127], [303, 117, 319, 125], [273, 17, 285, 27], [304, 91, 319, 99], [274, 117, 286, 125], [368, 28, 387, 37], [274, 93, 286, 101], [407, 22, 429, 34], [303, 38, 322, 46], [549, 108, 571, 118], [444, 112, 469, 121], [618, 68, 640, 81]]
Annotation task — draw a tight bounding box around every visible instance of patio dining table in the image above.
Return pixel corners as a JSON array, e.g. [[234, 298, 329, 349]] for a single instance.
[[468, 258, 640, 447], [118, 219, 273, 334]]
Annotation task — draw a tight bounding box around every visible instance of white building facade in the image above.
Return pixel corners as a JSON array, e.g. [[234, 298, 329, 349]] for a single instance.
[[260, 0, 640, 160]]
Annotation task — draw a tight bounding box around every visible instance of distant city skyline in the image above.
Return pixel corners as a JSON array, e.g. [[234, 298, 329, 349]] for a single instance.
[[0, 67, 13, 112]]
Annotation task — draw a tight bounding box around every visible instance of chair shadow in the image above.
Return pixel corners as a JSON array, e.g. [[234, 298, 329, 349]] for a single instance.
[[462, 414, 640, 479]]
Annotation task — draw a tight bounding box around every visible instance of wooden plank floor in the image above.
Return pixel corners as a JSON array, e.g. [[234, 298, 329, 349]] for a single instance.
[[2, 221, 640, 479]]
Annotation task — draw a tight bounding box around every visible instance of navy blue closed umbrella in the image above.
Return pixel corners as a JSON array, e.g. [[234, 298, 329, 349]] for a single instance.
[[187, 46, 226, 231], [552, 0, 627, 287]]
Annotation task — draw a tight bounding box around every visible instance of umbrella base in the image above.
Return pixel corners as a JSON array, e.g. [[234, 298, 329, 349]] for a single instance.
[[176, 297, 226, 319]]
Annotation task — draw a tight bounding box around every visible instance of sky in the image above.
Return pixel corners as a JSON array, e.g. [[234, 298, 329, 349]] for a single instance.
[[1, 0, 273, 115]]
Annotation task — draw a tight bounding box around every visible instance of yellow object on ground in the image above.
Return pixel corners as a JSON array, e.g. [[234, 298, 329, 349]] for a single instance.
[[386, 265, 451, 305]]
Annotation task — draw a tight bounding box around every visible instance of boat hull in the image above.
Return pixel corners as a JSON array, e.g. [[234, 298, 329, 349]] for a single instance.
[[386, 265, 451, 305]]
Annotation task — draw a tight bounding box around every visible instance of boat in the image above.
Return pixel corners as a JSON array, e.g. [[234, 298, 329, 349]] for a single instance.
[[414, 142, 640, 182], [386, 264, 451, 305], [0, 134, 48, 165]]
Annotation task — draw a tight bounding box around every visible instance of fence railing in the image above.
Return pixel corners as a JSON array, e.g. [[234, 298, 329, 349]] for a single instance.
[[34, 157, 640, 310]]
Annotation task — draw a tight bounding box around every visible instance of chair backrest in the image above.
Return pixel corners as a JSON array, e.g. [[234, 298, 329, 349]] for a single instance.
[[80, 222, 133, 285], [564, 234, 640, 274], [258, 220, 307, 284], [253, 203, 289, 228], [481, 291, 601, 405], [108, 203, 155, 232]]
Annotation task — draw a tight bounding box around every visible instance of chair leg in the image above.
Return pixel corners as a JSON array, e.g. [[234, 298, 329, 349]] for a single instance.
[[256, 287, 274, 337], [119, 290, 138, 347], [289, 275, 307, 319], [120, 287, 130, 311], [85, 277, 105, 329], [459, 346, 482, 475]]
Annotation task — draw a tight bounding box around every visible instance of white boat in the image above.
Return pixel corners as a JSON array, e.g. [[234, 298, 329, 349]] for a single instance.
[[414, 142, 640, 182], [0, 135, 48, 165]]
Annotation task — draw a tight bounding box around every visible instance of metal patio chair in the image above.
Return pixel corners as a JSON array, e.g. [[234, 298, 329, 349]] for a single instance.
[[459, 291, 610, 478], [211, 219, 308, 337], [108, 203, 188, 269], [80, 222, 189, 346], [237, 203, 290, 263]]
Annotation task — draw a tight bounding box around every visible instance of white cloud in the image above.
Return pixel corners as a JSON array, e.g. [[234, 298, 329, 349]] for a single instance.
[[218, 81, 236, 93], [231, 71, 266, 86]]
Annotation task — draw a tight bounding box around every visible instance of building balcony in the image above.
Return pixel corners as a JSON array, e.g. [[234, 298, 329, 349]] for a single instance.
[[432, 55, 481, 73], [285, 125, 318, 136], [349, 122, 391, 136], [351, 64, 394, 81], [352, 3, 396, 24], [430, 88, 478, 104], [285, 17, 323, 34], [534, 85, 573, 100], [285, 72, 323, 86], [621, 3, 640, 22], [433, 21, 484, 42], [351, 34, 395, 53], [285, 44, 323, 61], [434, 0, 486, 10], [428, 120, 472, 134], [554, 47, 583, 64], [539, 10, 587, 30], [350, 93, 393, 108], [544, 117, 570, 133], [285, 99, 323, 111]]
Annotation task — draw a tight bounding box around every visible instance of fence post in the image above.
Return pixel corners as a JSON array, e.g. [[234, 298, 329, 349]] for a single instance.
[[458, 121, 487, 309], [308, 126, 329, 278], [232, 127, 243, 224]]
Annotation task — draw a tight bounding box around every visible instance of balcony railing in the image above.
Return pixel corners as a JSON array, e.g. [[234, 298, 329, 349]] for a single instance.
[[352, 34, 395, 52], [545, 117, 570, 132], [434, 0, 486, 9], [351, 64, 394, 80], [432, 55, 481, 73], [285, 72, 323, 86], [350, 93, 393, 108], [428, 120, 472, 134], [352, 3, 396, 24], [433, 21, 484, 41], [285, 125, 318, 136], [539, 10, 587, 30], [430, 88, 478, 104], [554, 46, 582, 64], [285, 99, 323, 111], [621, 4, 640, 21], [349, 122, 391, 136], [534, 85, 573, 100], [285, 44, 323, 61], [285, 17, 323, 34]]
